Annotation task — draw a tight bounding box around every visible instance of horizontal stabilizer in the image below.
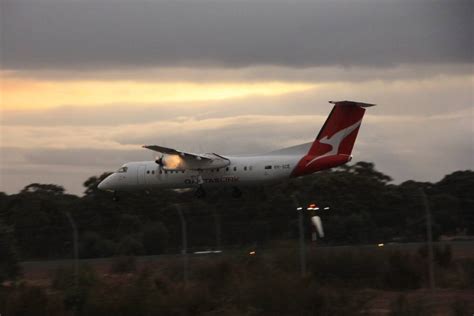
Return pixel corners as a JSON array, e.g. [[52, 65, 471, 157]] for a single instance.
[[329, 100, 376, 107]]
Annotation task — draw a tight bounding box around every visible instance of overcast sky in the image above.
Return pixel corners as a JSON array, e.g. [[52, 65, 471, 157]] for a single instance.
[[1, 0, 473, 195]]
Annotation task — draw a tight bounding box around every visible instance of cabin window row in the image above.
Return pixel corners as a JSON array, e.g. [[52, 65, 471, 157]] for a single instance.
[[146, 170, 185, 175], [146, 165, 268, 175]]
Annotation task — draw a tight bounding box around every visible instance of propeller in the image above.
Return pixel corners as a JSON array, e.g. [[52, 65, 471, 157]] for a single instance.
[[155, 155, 164, 166], [155, 154, 165, 172]]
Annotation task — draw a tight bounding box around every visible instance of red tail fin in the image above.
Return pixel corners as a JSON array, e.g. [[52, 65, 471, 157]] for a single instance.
[[291, 101, 374, 177]]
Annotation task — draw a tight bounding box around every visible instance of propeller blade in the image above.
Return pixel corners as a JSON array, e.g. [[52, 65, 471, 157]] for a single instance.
[[155, 154, 164, 165]]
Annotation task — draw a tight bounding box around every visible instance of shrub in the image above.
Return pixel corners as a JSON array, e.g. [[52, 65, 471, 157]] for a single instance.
[[51, 264, 99, 313], [307, 248, 385, 288], [0, 222, 21, 282], [417, 244, 452, 268], [110, 256, 137, 274], [5, 284, 66, 316], [389, 294, 431, 316], [51, 264, 99, 290], [385, 251, 423, 290], [451, 299, 470, 316], [142, 222, 168, 255], [117, 236, 145, 256], [79, 231, 115, 258]]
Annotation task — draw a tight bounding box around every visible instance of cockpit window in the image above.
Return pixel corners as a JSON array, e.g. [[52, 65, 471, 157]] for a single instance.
[[116, 166, 128, 173]]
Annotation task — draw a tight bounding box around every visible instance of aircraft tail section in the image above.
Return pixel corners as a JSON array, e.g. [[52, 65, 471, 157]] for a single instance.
[[291, 100, 374, 177]]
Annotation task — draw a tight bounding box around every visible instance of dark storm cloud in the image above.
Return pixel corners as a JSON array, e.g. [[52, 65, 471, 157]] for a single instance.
[[1, 0, 472, 70]]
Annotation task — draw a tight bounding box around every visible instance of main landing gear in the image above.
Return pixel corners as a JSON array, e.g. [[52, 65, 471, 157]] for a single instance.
[[112, 191, 120, 202], [195, 185, 207, 199], [232, 187, 242, 198]]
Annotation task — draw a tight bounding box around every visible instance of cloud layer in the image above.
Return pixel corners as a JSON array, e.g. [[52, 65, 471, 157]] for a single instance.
[[2, 0, 472, 70]]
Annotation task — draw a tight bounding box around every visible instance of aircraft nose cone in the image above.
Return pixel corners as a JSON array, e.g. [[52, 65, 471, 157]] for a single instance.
[[97, 179, 106, 190], [98, 177, 111, 191]]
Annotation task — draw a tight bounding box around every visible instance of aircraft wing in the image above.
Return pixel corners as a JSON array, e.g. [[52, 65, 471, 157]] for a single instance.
[[143, 145, 230, 170], [143, 145, 212, 161]]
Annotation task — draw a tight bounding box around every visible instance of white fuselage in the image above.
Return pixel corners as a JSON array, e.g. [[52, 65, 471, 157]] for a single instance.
[[99, 155, 301, 192]]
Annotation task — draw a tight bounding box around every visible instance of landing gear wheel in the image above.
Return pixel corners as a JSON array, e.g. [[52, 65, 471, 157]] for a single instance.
[[195, 186, 206, 198], [112, 192, 120, 202], [232, 187, 243, 198]]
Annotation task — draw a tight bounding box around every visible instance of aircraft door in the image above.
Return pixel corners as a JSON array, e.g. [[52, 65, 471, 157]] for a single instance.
[[263, 164, 273, 177], [137, 165, 146, 185]]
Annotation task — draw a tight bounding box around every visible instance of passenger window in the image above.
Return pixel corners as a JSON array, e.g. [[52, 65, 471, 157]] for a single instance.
[[152, 170, 155, 174], [159, 170, 163, 174], [233, 167, 237, 171], [226, 167, 229, 171], [265, 165, 272, 170], [249, 166, 253, 171], [146, 170, 150, 174], [244, 166, 247, 171]]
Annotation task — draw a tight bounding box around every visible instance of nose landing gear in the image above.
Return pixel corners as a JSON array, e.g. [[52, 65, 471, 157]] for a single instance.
[[112, 191, 120, 202], [195, 185, 206, 198]]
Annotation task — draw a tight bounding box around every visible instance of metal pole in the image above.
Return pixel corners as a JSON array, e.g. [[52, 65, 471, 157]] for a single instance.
[[175, 204, 188, 284], [298, 209, 306, 276], [211, 209, 222, 251], [64, 211, 79, 289], [292, 195, 306, 276], [420, 188, 435, 291]]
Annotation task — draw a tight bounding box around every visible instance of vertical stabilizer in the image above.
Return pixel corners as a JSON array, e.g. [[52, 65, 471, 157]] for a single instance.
[[291, 101, 374, 177]]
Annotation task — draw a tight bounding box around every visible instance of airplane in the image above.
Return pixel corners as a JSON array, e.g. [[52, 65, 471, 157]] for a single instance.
[[98, 100, 375, 199]]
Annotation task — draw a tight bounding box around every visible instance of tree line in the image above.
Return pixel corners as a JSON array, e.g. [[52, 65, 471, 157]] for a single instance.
[[0, 162, 473, 266]]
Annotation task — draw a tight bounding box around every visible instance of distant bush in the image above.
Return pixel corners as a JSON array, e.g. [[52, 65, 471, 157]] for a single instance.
[[458, 259, 474, 289], [451, 299, 470, 316], [79, 231, 115, 258], [385, 250, 423, 290], [4, 284, 66, 316], [51, 264, 99, 290], [110, 256, 137, 274], [417, 244, 453, 268], [389, 294, 431, 316], [307, 248, 386, 288], [0, 222, 21, 282], [51, 264, 99, 313], [117, 236, 145, 256], [142, 222, 168, 255]]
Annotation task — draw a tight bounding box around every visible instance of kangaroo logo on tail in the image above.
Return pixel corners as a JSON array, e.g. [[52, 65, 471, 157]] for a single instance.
[[306, 119, 362, 167]]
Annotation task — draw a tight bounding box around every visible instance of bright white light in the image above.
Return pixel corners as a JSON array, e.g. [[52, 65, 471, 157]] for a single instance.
[[311, 216, 324, 238], [377, 243, 384, 247], [296, 207, 303, 211], [324, 207, 330, 210]]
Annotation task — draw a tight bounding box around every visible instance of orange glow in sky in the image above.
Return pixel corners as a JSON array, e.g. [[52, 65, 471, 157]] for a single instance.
[[1, 77, 316, 111]]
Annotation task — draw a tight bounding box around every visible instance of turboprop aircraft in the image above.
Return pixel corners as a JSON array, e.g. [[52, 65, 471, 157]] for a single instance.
[[98, 100, 375, 198]]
